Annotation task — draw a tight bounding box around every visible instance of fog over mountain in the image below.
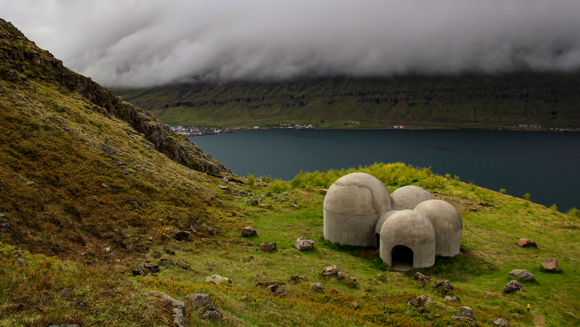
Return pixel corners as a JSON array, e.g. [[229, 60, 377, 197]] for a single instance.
[[3, 0, 580, 88]]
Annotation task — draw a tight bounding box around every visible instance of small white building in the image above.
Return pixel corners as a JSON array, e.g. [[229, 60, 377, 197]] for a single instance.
[[254, 126, 260, 129]]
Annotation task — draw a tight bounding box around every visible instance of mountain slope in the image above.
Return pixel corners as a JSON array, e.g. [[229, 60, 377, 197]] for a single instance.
[[0, 18, 237, 262], [117, 74, 580, 129]]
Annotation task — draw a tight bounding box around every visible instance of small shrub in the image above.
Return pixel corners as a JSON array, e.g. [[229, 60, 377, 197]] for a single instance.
[[500, 188, 506, 194], [550, 204, 558, 214], [453, 175, 460, 182], [524, 193, 531, 201], [567, 207, 580, 219], [469, 182, 475, 191], [445, 174, 451, 180], [247, 174, 255, 188], [268, 179, 290, 193]]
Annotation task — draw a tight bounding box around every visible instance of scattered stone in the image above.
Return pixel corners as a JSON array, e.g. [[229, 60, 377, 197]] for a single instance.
[[518, 238, 537, 247], [503, 280, 525, 293], [294, 237, 315, 251], [242, 226, 257, 237], [432, 280, 454, 293], [291, 204, 299, 208], [260, 242, 277, 252], [509, 269, 535, 281], [414, 272, 431, 284], [184, 294, 213, 308], [202, 310, 222, 320], [444, 295, 461, 303], [251, 199, 259, 206], [222, 177, 229, 183], [566, 312, 577, 319], [151, 291, 185, 327], [267, 283, 288, 296], [158, 258, 175, 266], [322, 265, 340, 276], [318, 189, 328, 195], [451, 316, 479, 326], [105, 247, 111, 253], [60, 288, 72, 298], [419, 307, 429, 314], [290, 275, 308, 282], [205, 275, 232, 285], [493, 318, 511, 326], [542, 258, 560, 271], [132, 264, 160, 276], [458, 306, 474, 319], [174, 231, 192, 242], [16, 258, 27, 267], [408, 295, 433, 308], [353, 301, 360, 309], [218, 185, 230, 191], [310, 282, 324, 292]]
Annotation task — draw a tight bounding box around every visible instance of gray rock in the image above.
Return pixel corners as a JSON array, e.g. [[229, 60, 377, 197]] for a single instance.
[[509, 269, 535, 281], [260, 242, 276, 252], [251, 199, 259, 206], [267, 283, 288, 296], [432, 280, 454, 293], [451, 316, 479, 326], [310, 282, 324, 291], [444, 295, 461, 303], [504, 280, 526, 293], [408, 295, 433, 308], [242, 226, 256, 237], [294, 237, 315, 251], [290, 275, 308, 282], [174, 231, 192, 242], [184, 294, 213, 308], [322, 265, 340, 276], [222, 177, 229, 183], [205, 275, 231, 285], [414, 272, 430, 284], [493, 318, 511, 326], [202, 310, 222, 320], [458, 306, 474, 319]]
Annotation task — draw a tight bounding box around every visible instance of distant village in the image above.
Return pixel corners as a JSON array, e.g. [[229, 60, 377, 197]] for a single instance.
[[170, 123, 317, 136]]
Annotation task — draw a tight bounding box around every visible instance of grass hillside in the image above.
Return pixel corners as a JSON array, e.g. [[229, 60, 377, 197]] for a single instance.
[[116, 74, 580, 129], [1, 19, 579, 327]]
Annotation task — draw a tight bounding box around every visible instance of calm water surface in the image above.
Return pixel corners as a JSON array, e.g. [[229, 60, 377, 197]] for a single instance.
[[190, 130, 580, 212]]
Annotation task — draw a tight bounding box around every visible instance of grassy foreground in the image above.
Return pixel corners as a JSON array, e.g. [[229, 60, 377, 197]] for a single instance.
[[4, 163, 578, 326]]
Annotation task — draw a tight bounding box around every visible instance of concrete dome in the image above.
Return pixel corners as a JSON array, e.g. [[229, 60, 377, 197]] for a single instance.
[[375, 210, 400, 234], [323, 173, 391, 247], [390, 185, 435, 210], [414, 200, 463, 257], [379, 210, 436, 270]]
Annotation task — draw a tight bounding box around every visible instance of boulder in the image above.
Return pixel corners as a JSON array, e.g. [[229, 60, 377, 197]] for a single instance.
[[509, 269, 535, 281], [458, 306, 474, 319], [158, 258, 175, 266], [518, 238, 537, 247], [414, 272, 431, 284], [432, 280, 454, 293], [541, 258, 560, 271], [267, 284, 288, 296], [241, 226, 256, 237], [444, 295, 461, 303], [290, 275, 308, 282], [132, 264, 160, 276], [503, 280, 525, 293], [294, 237, 315, 251], [174, 230, 192, 241], [322, 265, 340, 276], [260, 242, 277, 252], [251, 199, 259, 206], [222, 177, 229, 183], [419, 307, 429, 314], [310, 282, 324, 292], [184, 294, 213, 308], [205, 275, 232, 285], [493, 318, 511, 326], [408, 295, 433, 308]]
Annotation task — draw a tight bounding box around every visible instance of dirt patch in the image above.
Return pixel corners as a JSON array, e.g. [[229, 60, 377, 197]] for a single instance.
[[359, 250, 379, 258], [433, 193, 492, 213]]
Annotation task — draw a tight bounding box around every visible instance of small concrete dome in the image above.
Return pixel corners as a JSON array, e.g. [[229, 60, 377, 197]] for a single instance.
[[414, 199, 463, 257], [380, 210, 436, 270], [323, 172, 391, 247], [390, 185, 435, 210], [374, 210, 399, 247]]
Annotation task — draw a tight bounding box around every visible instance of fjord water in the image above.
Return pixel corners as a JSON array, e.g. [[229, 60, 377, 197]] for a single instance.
[[190, 129, 580, 212]]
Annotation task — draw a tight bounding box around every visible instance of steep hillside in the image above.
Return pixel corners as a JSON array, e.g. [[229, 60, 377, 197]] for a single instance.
[[117, 74, 580, 129], [0, 18, 237, 262]]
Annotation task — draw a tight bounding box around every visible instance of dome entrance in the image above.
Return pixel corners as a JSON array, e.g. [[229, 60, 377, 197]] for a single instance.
[[391, 245, 413, 271]]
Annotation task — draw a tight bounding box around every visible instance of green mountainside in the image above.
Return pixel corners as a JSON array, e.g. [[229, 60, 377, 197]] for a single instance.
[[1, 19, 579, 327], [117, 74, 580, 129]]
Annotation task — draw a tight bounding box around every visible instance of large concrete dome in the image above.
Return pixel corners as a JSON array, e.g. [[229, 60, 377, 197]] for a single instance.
[[390, 185, 435, 210], [323, 173, 391, 247], [379, 210, 436, 270], [414, 200, 463, 257]]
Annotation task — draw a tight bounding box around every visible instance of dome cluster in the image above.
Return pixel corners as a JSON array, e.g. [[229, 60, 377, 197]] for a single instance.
[[323, 173, 463, 270]]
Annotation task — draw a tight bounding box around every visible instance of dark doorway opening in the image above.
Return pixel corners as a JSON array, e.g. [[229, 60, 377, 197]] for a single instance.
[[391, 245, 413, 271], [376, 233, 381, 249]]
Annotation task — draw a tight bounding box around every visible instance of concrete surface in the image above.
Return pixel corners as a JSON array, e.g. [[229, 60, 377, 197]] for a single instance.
[[390, 185, 435, 210]]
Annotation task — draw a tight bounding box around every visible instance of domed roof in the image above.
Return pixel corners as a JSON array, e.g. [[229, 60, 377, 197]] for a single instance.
[[413, 200, 463, 235], [390, 185, 435, 210], [375, 210, 399, 234], [380, 210, 435, 245], [324, 173, 391, 216]]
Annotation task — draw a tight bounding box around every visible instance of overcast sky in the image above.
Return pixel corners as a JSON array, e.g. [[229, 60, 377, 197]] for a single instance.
[[2, 0, 580, 88]]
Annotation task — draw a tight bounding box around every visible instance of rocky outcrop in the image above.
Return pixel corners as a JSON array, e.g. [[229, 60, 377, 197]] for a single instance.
[[509, 269, 535, 281], [260, 242, 277, 252], [0, 20, 233, 177], [408, 295, 433, 308], [294, 237, 315, 251], [432, 280, 454, 293], [503, 280, 525, 293]]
